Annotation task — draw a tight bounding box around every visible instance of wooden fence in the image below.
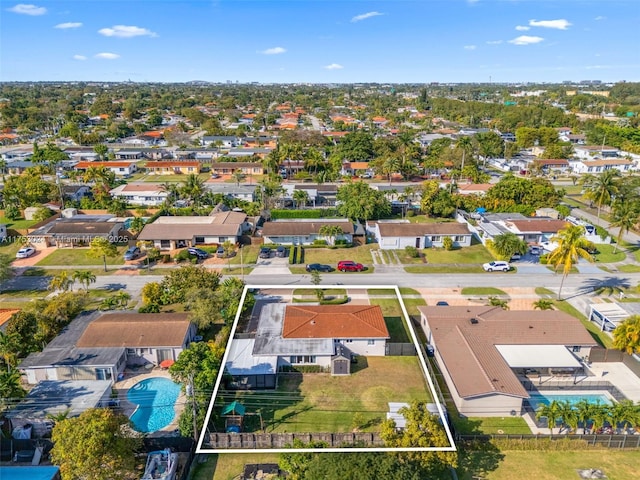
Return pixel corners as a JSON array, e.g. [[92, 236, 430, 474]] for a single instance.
[[206, 432, 384, 449]]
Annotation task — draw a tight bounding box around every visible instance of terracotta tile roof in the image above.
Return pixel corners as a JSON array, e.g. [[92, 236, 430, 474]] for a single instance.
[[348, 162, 371, 170], [534, 159, 570, 166], [142, 130, 163, 138], [262, 220, 354, 236], [376, 222, 470, 237], [283, 305, 389, 339], [457, 183, 493, 192], [508, 219, 569, 233], [75, 161, 136, 169], [0, 309, 20, 328], [418, 306, 597, 399], [76, 312, 191, 348]]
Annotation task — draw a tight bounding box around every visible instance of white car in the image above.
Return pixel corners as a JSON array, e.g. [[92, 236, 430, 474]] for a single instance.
[[15, 247, 36, 258], [483, 261, 511, 272]]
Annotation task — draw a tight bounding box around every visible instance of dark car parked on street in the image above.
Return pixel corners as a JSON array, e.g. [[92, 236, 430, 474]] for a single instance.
[[188, 247, 209, 259], [306, 263, 333, 272]]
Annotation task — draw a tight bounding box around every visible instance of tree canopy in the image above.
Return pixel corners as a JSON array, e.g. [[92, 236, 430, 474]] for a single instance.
[[336, 181, 391, 222]]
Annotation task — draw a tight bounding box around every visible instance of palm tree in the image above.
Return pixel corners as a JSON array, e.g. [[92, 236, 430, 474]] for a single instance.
[[159, 182, 180, 206], [575, 399, 597, 434], [381, 156, 400, 185], [72, 270, 96, 291], [533, 299, 554, 310], [536, 400, 563, 435], [609, 200, 640, 253], [487, 296, 509, 310], [304, 147, 325, 175], [613, 315, 640, 355], [556, 400, 578, 434], [319, 224, 344, 245], [589, 402, 610, 434], [491, 233, 528, 260], [547, 225, 595, 300], [293, 189, 309, 209], [607, 399, 635, 434], [0, 331, 20, 371], [0, 369, 26, 409], [114, 291, 131, 309], [181, 174, 205, 206], [230, 170, 246, 186], [48, 271, 74, 293], [83, 166, 114, 186], [582, 170, 620, 224]]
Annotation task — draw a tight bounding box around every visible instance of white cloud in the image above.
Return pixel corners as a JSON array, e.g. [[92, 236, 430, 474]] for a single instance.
[[7, 4, 46, 15], [73, 55, 87, 61], [515, 25, 530, 31], [594, 16, 606, 21], [351, 11, 383, 23], [486, 40, 503, 45], [508, 35, 544, 45], [324, 63, 344, 70], [55, 22, 82, 29], [529, 19, 572, 30], [259, 47, 286, 55], [98, 25, 157, 38], [464, 45, 477, 50], [94, 52, 120, 60]]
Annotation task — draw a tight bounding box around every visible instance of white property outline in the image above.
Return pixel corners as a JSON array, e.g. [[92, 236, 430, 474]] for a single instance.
[[197, 284, 457, 454]]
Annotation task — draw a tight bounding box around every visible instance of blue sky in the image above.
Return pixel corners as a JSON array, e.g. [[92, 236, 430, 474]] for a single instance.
[[1, 0, 639, 83]]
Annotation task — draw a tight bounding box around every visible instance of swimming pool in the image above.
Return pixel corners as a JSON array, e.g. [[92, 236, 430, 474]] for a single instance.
[[527, 392, 612, 412], [0, 466, 60, 480], [128, 377, 181, 433]]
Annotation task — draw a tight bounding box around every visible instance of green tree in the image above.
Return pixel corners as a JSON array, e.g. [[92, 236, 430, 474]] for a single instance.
[[160, 265, 221, 304], [610, 200, 640, 253], [72, 270, 96, 291], [533, 299, 554, 310], [547, 225, 595, 300], [0, 330, 21, 371], [293, 189, 309, 209], [0, 253, 13, 283], [380, 401, 456, 475], [128, 216, 146, 235], [336, 181, 391, 222], [230, 170, 246, 186], [488, 296, 509, 310], [582, 170, 620, 223], [48, 271, 74, 293], [536, 400, 563, 435], [181, 173, 205, 206], [93, 144, 108, 160], [222, 240, 236, 271], [0, 369, 26, 411], [50, 408, 141, 480], [310, 270, 324, 302], [318, 224, 344, 245], [88, 237, 118, 272], [613, 315, 640, 355], [491, 232, 528, 260]]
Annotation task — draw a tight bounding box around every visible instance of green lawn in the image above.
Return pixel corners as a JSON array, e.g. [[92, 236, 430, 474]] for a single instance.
[[292, 288, 346, 296], [402, 297, 427, 317], [535, 287, 554, 296], [0, 216, 41, 231], [461, 287, 507, 296], [221, 356, 430, 434], [617, 264, 640, 273], [192, 453, 280, 480], [367, 287, 421, 296], [369, 298, 412, 343], [0, 241, 23, 259], [301, 244, 376, 266], [592, 244, 626, 263], [36, 247, 129, 267], [405, 265, 486, 274], [452, 416, 531, 435], [459, 450, 640, 480], [229, 244, 260, 265], [397, 242, 493, 265], [406, 215, 457, 224], [552, 299, 613, 348]]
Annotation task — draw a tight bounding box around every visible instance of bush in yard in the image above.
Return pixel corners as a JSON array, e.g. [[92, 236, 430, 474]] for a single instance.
[[406, 209, 415, 217], [313, 239, 328, 246], [405, 246, 419, 258], [442, 236, 454, 251], [174, 250, 193, 263], [4, 204, 20, 220]]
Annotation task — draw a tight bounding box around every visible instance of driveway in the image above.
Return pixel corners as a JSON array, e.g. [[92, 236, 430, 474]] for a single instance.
[[12, 245, 56, 268]]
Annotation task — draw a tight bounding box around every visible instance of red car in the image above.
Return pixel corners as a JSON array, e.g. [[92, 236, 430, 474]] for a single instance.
[[337, 260, 364, 272]]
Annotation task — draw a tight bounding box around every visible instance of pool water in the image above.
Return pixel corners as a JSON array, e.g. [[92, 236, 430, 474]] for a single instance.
[[528, 393, 612, 412], [128, 377, 181, 433]]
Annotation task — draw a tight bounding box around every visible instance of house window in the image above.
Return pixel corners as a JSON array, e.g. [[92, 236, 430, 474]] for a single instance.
[[195, 236, 205, 244], [431, 236, 441, 242], [160, 240, 171, 249], [119, 168, 125, 172], [455, 236, 465, 242], [572, 346, 581, 353], [367, 339, 375, 346], [95, 368, 112, 381], [290, 356, 316, 364]]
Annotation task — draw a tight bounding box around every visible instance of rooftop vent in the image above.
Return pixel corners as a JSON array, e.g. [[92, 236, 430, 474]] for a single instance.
[[470, 318, 479, 325]]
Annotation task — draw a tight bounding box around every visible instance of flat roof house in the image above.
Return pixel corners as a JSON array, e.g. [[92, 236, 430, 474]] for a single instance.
[[109, 183, 169, 206], [26, 214, 125, 247], [74, 161, 138, 176], [418, 306, 598, 417], [137, 211, 248, 250]]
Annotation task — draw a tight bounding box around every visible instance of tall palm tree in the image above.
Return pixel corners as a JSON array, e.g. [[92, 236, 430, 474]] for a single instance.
[[181, 174, 205, 206], [304, 147, 325, 175], [0, 369, 26, 408], [607, 399, 635, 434], [72, 270, 96, 291], [582, 170, 620, 224], [548, 225, 595, 300], [48, 271, 74, 293], [230, 170, 246, 186], [292, 189, 309, 209], [159, 182, 180, 206], [575, 399, 597, 434], [589, 402, 610, 434], [609, 200, 640, 253], [556, 400, 578, 434], [381, 156, 400, 185], [536, 400, 563, 435]]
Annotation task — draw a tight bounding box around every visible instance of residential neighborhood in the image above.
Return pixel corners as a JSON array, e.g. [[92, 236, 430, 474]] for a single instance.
[[2, 12, 640, 477]]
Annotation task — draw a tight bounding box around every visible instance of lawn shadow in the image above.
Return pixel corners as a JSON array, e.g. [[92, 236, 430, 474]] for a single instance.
[[384, 316, 411, 343], [457, 442, 505, 480], [20, 267, 48, 277], [350, 356, 369, 374]]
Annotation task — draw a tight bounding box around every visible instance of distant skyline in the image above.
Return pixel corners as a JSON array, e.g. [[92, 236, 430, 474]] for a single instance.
[[1, 0, 639, 84]]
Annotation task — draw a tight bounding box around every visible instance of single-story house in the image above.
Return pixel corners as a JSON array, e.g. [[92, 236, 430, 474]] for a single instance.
[[201, 135, 242, 148], [0, 308, 20, 331], [456, 183, 493, 196], [61, 185, 92, 202], [570, 158, 636, 174], [109, 183, 168, 206], [370, 221, 472, 250], [227, 148, 272, 159], [5, 160, 37, 175], [144, 161, 201, 175], [114, 150, 143, 160], [250, 304, 389, 376], [573, 145, 620, 160], [533, 159, 571, 173], [473, 213, 569, 247], [137, 211, 249, 250], [18, 311, 195, 385], [5, 380, 113, 438], [204, 183, 258, 202], [262, 219, 354, 245], [74, 161, 138, 176], [210, 162, 265, 176], [26, 214, 125, 247], [418, 306, 598, 416]]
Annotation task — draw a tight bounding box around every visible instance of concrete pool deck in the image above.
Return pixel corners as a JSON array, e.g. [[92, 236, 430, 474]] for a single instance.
[[115, 368, 186, 437]]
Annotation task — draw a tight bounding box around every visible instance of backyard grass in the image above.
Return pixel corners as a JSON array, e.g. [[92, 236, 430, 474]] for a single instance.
[[0, 216, 41, 231], [301, 244, 376, 265], [192, 453, 280, 480], [369, 298, 412, 343], [592, 244, 626, 263], [0, 241, 23, 258], [222, 356, 431, 434], [36, 246, 129, 267], [461, 287, 507, 296], [452, 416, 531, 435], [402, 297, 427, 317], [458, 450, 640, 480]]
